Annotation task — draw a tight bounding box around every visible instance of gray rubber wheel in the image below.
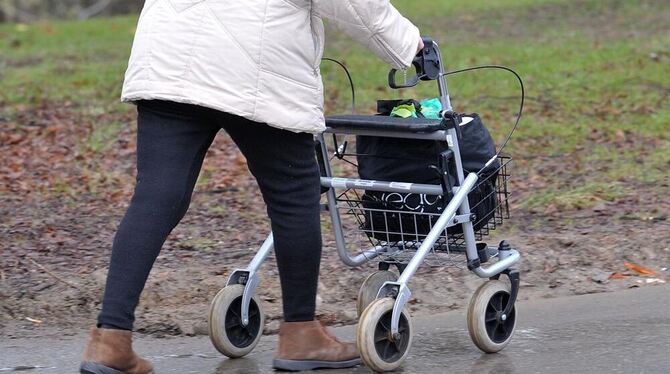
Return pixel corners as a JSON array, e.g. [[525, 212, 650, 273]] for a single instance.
[[357, 270, 397, 317], [357, 298, 413, 372], [467, 280, 517, 353], [208, 284, 265, 358]]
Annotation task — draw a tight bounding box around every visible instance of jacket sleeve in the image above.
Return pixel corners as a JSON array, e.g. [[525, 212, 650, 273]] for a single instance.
[[313, 0, 420, 69]]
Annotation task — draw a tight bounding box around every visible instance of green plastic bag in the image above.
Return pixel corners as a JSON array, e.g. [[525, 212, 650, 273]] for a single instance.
[[419, 98, 442, 119], [390, 103, 418, 118], [387, 98, 442, 119]]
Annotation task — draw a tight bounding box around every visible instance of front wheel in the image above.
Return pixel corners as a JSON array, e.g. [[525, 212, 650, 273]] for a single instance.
[[356, 270, 397, 317], [467, 280, 517, 353], [357, 298, 413, 372], [208, 284, 265, 358]]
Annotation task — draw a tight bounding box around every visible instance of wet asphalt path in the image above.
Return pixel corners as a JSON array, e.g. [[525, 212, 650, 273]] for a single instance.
[[2, 285, 669, 373]]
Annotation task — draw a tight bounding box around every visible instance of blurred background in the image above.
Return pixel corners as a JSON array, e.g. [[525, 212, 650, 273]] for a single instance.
[[0, 0, 142, 22], [1, 0, 668, 339]]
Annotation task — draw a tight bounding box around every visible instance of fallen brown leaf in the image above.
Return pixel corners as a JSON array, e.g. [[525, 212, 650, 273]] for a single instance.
[[623, 261, 657, 276], [609, 272, 628, 280]]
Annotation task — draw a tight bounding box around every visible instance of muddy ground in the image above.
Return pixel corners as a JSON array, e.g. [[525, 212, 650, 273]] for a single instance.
[[1, 103, 668, 340]]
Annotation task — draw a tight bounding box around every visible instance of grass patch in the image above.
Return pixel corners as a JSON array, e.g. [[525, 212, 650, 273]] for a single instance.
[[523, 182, 628, 211], [0, 17, 135, 105], [85, 120, 124, 153]]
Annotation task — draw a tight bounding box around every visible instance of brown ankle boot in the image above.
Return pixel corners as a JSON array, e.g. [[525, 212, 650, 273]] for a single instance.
[[273, 320, 361, 371], [80, 327, 154, 374]]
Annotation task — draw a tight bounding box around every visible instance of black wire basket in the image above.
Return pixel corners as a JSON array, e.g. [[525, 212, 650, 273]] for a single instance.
[[333, 156, 511, 266]]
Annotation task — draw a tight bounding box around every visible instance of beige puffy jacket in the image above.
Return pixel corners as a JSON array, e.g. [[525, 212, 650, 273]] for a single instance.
[[121, 0, 420, 133]]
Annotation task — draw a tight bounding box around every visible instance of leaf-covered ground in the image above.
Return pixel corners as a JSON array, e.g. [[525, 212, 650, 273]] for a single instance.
[[1, 0, 669, 338]]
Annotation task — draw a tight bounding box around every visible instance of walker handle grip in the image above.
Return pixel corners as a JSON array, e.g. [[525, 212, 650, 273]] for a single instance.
[[388, 36, 441, 89]]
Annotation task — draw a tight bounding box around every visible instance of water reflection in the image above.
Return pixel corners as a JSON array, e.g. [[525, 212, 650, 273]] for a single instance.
[[215, 357, 261, 374], [469, 353, 517, 374]]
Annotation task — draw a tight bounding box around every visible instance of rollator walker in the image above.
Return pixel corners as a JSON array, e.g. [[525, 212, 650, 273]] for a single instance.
[[207, 37, 522, 372]]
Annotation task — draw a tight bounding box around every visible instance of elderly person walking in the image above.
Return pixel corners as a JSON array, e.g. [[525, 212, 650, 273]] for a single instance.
[[79, 1, 422, 373]]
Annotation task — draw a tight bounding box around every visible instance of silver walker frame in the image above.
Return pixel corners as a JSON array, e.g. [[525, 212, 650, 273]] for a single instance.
[[227, 40, 521, 335]]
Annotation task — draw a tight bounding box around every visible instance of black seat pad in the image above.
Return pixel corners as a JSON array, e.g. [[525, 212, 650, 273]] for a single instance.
[[325, 115, 444, 133]]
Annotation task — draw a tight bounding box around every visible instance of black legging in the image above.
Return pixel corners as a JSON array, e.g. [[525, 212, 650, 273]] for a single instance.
[[97, 100, 322, 330]]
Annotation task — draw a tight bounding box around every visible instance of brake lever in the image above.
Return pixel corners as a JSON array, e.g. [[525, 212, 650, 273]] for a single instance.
[[388, 36, 441, 89], [388, 66, 420, 89]]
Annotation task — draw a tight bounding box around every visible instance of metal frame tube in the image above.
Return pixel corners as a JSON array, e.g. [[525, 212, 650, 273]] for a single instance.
[[324, 127, 449, 141], [472, 249, 521, 278], [396, 172, 479, 284], [318, 134, 370, 267], [248, 234, 273, 273], [321, 177, 445, 195], [433, 41, 453, 112], [226, 233, 274, 326]]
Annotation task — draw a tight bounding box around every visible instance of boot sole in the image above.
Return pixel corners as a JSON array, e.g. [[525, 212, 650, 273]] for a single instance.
[[80, 362, 155, 374], [272, 357, 362, 371]]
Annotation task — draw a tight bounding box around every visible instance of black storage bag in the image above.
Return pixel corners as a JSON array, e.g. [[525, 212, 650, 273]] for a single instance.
[[356, 113, 498, 241]]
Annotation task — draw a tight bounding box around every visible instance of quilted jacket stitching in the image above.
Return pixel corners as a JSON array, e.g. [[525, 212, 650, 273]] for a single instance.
[[277, 0, 303, 11], [260, 68, 318, 90], [166, 0, 205, 13], [203, 2, 259, 66], [252, 0, 270, 119]]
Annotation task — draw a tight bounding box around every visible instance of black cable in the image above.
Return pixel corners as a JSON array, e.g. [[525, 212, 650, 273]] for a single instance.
[[321, 57, 356, 114], [319, 59, 523, 178], [441, 65, 524, 175]]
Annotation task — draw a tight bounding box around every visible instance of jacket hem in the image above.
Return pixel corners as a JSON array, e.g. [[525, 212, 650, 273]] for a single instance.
[[121, 91, 325, 134]]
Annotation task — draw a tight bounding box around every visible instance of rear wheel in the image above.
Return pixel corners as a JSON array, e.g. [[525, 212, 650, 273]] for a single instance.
[[208, 284, 264, 358], [357, 298, 413, 372]]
